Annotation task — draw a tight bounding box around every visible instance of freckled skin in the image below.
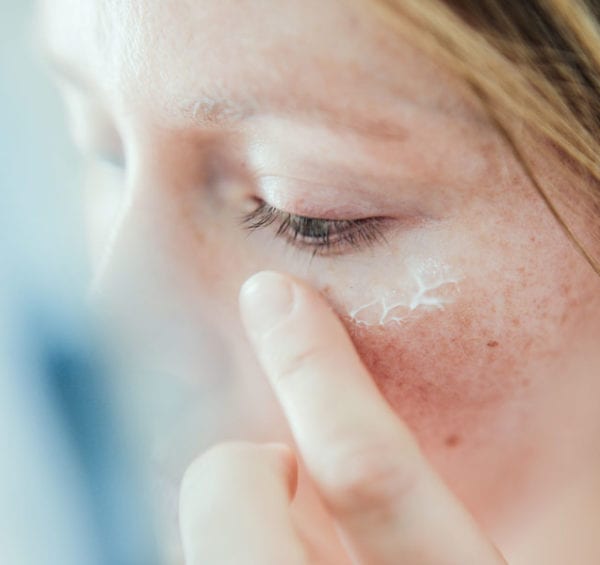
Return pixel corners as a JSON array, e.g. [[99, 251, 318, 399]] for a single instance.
[[40, 0, 600, 561], [337, 176, 600, 528]]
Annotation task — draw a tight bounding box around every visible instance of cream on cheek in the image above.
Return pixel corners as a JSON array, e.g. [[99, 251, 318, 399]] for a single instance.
[[294, 232, 463, 330], [344, 256, 462, 327]]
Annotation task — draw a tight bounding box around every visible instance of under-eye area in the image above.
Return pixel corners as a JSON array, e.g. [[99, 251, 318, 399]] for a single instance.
[[346, 257, 463, 326]]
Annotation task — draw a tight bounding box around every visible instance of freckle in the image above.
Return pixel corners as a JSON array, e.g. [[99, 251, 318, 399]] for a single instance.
[[487, 340, 499, 348], [445, 434, 461, 448], [560, 283, 572, 295]]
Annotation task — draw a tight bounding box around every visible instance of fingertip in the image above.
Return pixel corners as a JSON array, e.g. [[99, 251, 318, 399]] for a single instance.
[[179, 442, 298, 520], [178, 441, 307, 565], [239, 271, 295, 337]]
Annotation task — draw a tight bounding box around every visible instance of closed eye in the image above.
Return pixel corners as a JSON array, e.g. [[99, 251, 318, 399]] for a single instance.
[[240, 201, 389, 257]]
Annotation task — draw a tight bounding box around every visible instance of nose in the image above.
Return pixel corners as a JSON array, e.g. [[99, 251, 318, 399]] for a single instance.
[[87, 131, 270, 485], [86, 128, 283, 462], [89, 131, 242, 400]]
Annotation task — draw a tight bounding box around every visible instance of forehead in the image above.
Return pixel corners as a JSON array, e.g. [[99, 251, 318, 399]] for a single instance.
[[39, 0, 480, 130]]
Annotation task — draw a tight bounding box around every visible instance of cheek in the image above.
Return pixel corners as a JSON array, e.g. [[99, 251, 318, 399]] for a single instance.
[[321, 247, 588, 454], [345, 306, 526, 450]]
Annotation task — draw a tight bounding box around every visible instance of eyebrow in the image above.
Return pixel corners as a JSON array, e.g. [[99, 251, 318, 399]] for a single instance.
[[188, 96, 256, 127], [181, 95, 413, 143]]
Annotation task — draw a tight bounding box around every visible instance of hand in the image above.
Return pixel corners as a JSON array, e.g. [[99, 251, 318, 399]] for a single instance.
[[179, 271, 507, 564]]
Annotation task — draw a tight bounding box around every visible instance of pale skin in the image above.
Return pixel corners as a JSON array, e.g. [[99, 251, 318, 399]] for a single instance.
[[38, 0, 600, 563]]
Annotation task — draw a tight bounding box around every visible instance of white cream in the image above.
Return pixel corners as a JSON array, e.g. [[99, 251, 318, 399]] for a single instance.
[[347, 257, 462, 326]]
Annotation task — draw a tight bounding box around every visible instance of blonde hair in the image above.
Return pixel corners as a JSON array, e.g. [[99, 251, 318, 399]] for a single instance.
[[370, 0, 600, 274]]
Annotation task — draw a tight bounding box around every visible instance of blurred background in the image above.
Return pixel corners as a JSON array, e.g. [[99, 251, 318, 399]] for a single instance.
[[0, 2, 159, 563]]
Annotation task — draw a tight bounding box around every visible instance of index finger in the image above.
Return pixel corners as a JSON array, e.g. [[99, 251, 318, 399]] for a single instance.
[[240, 271, 506, 565]]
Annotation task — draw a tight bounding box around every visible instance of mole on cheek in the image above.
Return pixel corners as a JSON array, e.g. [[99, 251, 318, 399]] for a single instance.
[[340, 301, 530, 453], [444, 434, 462, 448]]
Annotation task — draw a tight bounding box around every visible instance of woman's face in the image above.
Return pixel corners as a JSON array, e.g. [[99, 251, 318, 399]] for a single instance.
[[41, 0, 600, 541]]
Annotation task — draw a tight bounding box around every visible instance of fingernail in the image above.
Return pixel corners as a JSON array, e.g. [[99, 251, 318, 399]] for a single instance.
[[240, 271, 294, 336]]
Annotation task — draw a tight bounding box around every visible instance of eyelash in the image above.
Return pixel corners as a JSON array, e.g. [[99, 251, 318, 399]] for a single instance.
[[241, 201, 388, 256]]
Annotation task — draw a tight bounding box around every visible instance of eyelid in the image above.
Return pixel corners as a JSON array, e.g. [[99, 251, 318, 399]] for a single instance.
[[256, 174, 392, 220]]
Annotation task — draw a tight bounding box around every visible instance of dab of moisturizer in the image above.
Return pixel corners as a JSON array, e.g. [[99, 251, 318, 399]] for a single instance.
[[347, 257, 462, 326]]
